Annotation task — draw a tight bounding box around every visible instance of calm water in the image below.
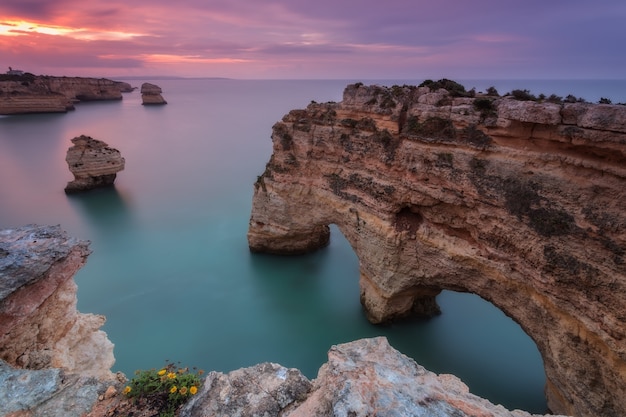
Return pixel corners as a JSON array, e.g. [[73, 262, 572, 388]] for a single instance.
[[2, 78, 624, 413]]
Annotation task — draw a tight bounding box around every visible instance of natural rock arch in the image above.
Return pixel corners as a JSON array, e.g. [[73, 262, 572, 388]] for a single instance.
[[247, 83, 626, 417]]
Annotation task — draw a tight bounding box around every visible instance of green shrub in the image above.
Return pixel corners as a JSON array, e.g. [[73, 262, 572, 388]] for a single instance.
[[510, 89, 537, 101], [124, 363, 203, 417], [419, 79, 472, 97], [485, 86, 499, 96]]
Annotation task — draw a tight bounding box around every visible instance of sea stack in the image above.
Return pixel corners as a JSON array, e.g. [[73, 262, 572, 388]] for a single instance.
[[140, 82, 167, 105], [64, 135, 125, 193]]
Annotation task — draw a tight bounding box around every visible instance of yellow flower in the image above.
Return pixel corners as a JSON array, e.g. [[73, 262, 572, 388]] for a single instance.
[[158, 369, 167, 376], [179, 386, 188, 395], [123, 386, 131, 395], [170, 386, 177, 394], [190, 386, 198, 395], [167, 372, 176, 379]]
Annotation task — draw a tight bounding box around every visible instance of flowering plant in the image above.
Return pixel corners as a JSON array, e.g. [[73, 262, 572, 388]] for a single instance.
[[123, 362, 203, 416]]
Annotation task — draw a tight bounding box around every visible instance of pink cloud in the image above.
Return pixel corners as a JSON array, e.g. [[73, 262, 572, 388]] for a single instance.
[[1, 0, 625, 79]]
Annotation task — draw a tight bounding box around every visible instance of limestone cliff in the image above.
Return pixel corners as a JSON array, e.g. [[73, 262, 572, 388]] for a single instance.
[[0, 225, 118, 416], [0, 74, 131, 115], [140, 82, 167, 105], [64, 135, 125, 193], [0, 225, 115, 377], [247, 82, 626, 417]]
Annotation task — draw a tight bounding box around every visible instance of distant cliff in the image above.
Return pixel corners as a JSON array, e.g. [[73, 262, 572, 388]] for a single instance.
[[0, 74, 132, 115], [248, 82, 626, 417]]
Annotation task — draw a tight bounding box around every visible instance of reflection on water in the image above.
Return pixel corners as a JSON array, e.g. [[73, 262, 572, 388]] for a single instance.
[[66, 186, 134, 236]]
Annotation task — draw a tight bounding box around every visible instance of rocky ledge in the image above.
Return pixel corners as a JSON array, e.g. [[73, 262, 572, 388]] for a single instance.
[[0, 224, 561, 417], [0, 74, 132, 115], [247, 82, 626, 417], [64, 135, 125, 193]]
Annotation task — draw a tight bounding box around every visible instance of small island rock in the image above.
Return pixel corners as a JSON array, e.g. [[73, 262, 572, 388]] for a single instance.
[[141, 82, 167, 105], [64, 135, 125, 193]]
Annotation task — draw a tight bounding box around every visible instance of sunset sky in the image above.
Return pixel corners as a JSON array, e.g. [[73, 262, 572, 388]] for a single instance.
[[1, 0, 625, 80]]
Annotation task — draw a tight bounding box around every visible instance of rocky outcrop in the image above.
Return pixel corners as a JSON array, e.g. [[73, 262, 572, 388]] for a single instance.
[[141, 82, 167, 105], [0, 224, 119, 416], [0, 74, 131, 115], [64, 135, 125, 193], [178, 337, 560, 417], [0, 224, 115, 377], [247, 83, 626, 417]]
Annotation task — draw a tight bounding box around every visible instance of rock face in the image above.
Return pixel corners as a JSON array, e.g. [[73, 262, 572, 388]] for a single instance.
[[0, 224, 115, 377], [247, 83, 626, 417], [141, 82, 167, 105], [179, 337, 561, 417], [0, 74, 130, 115], [64, 135, 125, 193], [0, 224, 118, 416]]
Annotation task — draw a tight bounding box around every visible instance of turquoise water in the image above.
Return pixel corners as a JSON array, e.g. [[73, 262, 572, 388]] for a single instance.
[[3, 78, 623, 413]]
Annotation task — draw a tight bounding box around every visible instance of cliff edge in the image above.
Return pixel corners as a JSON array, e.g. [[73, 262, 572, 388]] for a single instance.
[[247, 82, 626, 417]]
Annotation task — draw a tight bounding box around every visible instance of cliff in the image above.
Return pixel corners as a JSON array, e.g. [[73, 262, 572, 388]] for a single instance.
[[0, 224, 119, 416], [64, 135, 126, 193], [247, 82, 626, 417], [0, 74, 132, 115]]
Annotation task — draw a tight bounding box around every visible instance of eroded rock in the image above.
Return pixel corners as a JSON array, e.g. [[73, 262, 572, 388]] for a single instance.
[[247, 83, 626, 417], [141, 82, 167, 105], [176, 337, 561, 417], [64, 135, 125, 193], [0, 224, 119, 416]]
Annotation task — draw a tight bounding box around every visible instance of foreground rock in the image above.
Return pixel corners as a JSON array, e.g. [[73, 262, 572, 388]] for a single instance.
[[0, 224, 119, 416], [141, 82, 167, 105], [179, 337, 562, 417], [247, 82, 626, 416], [0, 74, 131, 115], [64, 135, 125, 193]]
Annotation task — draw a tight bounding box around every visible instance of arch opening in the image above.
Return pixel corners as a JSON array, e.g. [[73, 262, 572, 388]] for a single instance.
[[326, 225, 549, 414]]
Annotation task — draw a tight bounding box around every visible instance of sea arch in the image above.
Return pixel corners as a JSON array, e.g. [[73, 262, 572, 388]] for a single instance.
[[247, 85, 626, 417]]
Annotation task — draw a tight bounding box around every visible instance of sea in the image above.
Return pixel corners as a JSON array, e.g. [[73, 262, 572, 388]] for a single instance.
[[2, 78, 625, 414]]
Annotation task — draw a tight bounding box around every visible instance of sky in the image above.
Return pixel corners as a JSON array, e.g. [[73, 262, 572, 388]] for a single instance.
[[1, 0, 625, 80]]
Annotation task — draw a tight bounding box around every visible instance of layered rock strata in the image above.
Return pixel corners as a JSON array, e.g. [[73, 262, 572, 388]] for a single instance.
[[64, 135, 125, 193], [247, 83, 626, 417], [140, 82, 167, 105], [0, 74, 131, 115]]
